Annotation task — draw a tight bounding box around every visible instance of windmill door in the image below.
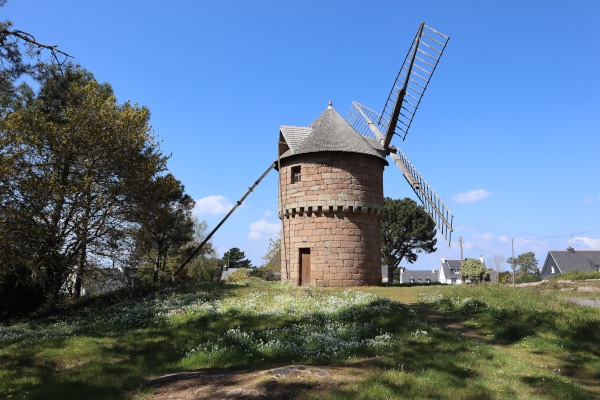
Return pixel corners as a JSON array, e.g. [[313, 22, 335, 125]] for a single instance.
[[299, 248, 311, 286]]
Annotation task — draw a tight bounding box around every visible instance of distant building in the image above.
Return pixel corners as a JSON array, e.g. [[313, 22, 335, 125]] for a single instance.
[[387, 256, 501, 285], [399, 269, 438, 284], [220, 265, 239, 281], [381, 264, 390, 283], [439, 257, 464, 284], [439, 256, 494, 284], [540, 247, 600, 280], [62, 266, 134, 296]]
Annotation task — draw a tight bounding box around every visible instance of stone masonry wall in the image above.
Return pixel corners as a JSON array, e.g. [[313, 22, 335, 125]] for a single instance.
[[278, 152, 385, 286]]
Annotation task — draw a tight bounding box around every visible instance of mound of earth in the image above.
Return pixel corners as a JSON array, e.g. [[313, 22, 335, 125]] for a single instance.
[[144, 364, 356, 399]]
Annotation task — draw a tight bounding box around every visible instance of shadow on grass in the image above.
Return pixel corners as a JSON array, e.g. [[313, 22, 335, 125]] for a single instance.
[[422, 287, 600, 354], [411, 286, 600, 399], [3, 283, 600, 399]]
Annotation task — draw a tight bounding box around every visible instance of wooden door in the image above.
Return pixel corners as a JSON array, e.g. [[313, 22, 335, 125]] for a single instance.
[[299, 248, 311, 286]]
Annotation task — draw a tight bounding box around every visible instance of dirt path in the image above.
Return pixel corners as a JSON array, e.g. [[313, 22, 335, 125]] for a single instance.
[[408, 303, 489, 341], [143, 364, 359, 399]]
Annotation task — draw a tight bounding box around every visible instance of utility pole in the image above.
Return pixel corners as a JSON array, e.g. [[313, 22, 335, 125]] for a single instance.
[[459, 236, 464, 262]]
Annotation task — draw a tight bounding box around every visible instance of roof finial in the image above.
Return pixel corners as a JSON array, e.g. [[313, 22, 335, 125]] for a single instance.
[[327, 100, 333, 109]]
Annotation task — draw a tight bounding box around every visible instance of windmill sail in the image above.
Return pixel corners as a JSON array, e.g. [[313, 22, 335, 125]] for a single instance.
[[389, 149, 453, 245], [381, 22, 450, 146], [346, 102, 454, 246]]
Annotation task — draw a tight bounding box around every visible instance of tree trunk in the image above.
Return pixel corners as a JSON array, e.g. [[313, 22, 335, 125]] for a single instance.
[[73, 242, 86, 298], [153, 252, 160, 283], [388, 266, 394, 283]]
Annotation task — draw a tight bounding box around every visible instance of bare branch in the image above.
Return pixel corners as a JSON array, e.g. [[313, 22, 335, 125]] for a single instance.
[[8, 28, 72, 64]]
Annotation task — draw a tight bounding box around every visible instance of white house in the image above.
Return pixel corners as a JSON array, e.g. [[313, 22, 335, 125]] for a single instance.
[[439, 257, 463, 284], [399, 269, 438, 284]]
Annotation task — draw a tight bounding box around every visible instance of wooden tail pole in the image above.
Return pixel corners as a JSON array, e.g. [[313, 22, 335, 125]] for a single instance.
[[173, 161, 277, 277]]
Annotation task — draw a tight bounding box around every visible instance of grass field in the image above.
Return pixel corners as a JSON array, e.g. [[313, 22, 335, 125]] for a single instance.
[[1, 278, 599, 399]]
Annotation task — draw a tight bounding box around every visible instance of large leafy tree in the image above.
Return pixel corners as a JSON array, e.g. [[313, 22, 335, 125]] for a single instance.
[[507, 251, 539, 280], [381, 197, 437, 283], [461, 258, 490, 284], [0, 64, 167, 305], [128, 174, 195, 284]]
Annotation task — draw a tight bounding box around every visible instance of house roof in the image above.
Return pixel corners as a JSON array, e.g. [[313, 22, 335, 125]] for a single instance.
[[548, 248, 600, 274], [440, 258, 462, 279], [278, 102, 388, 163], [403, 269, 439, 282], [221, 267, 239, 281]]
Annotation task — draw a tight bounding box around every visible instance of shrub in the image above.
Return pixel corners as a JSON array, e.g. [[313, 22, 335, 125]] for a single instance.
[[225, 268, 251, 283], [249, 267, 281, 281], [0, 265, 46, 319], [550, 271, 600, 281], [515, 273, 541, 284]]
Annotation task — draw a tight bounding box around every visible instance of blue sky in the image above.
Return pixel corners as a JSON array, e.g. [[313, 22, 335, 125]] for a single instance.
[[6, 0, 600, 270]]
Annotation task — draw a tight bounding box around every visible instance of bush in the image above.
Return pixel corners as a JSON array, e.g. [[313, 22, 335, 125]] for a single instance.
[[0, 269, 46, 319], [225, 268, 251, 284], [249, 267, 280, 281], [549, 271, 600, 281], [515, 273, 541, 284]]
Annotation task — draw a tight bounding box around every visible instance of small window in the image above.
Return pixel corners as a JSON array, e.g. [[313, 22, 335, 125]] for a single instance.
[[596, 265, 600, 272], [551, 266, 555, 274], [291, 166, 301, 183]]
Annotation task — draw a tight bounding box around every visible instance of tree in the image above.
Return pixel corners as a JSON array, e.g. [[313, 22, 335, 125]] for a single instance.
[[484, 254, 505, 285], [128, 174, 195, 284], [498, 271, 513, 285], [461, 258, 490, 284], [170, 218, 222, 281], [507, 252, 539, 280], [223, 248, 252, 270], [489, 255, 505, 274], [0, 64, 167, 305], [252, 235, 281, 281], [184, 220, 218, 280], [381, 197, 437, 283], [187, 249, 221, 282]]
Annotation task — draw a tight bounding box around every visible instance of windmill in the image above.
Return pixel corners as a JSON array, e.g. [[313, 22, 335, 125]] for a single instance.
[[345, 22, 453, 246], [176, 22, 453, 285]]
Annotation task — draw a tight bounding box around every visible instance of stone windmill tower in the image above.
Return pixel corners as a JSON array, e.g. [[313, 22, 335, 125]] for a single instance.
[[277, 101, 388, 286], [277, 23, 454, 287]]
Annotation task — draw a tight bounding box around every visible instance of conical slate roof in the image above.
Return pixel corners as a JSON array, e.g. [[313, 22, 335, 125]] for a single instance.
[[278, 102, 387, 162]]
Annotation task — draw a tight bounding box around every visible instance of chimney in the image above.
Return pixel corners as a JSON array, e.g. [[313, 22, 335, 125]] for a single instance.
[[567, 246, 575, 254]]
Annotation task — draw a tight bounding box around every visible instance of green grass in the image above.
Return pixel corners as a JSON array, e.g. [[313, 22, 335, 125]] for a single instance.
[[549, 271, 600, 281], [1, 281, 599, 399]]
